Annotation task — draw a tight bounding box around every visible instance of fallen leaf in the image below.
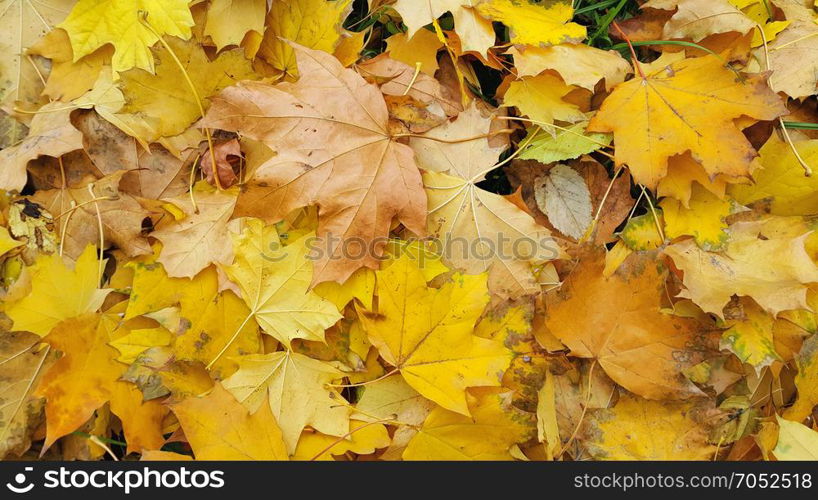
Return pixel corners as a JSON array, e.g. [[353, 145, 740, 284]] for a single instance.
[[0, 103, 83, 192], [518, 121, 611, 164], [0, 332, 53, 458], [358, 251, 511, 415], [222, 350, 350, 454], [6, 246, 109, 337], [204, 0, 266, 51], [783, 334, 818, 422], [29, 28, 110, 101], [385, 29, 443, 75], [502, 73, 585, 126], [660, 183, 731, 250], [173, 286, 261, 380], [534, 164, 593, 240], [293, 419, 391, 460], [759, 21, 818, 98], [201, 139, 241, 189], [32, 172, 154, 260], [152, 184, 238, 279], [475, 0, 586, 46], [36, 314, 166, 453], [257, 0, 351, 77], [588, 55, 786, 189], [721, 297, 781, 370], [224, 219, 342, 347], [773, 416, 818, 460], [645, 0, 754, 41], [544, 250, 712, 399], [729, 133, 818, 215], [403, 388, 534, 460], [656, 153, 729, 207], [412, 103, 561, 298], [205, 44, 427, 284], [171, 383, 288, 460], [664, 218, 818, 317], [584, 392, 717, 460], [59, 0, 194, 73], [509, 44, 631, 91], [118, 37, 258, 141], [0, 0, 74, 148]]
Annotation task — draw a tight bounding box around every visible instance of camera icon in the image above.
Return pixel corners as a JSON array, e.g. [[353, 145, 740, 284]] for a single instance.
[[6, 467, 34, 494]]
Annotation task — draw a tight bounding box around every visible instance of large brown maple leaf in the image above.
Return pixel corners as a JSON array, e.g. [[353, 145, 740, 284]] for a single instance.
[[205, 43, 427, 284]]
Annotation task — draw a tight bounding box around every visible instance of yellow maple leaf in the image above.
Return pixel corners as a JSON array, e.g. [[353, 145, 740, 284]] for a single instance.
[[122, 346, 214, 401], [224, 219, 342, 347], [313, 267, 375, 311], [119, 36, 258, 141], [6, 245, 109, 337], [110, 327, 173, 364], [59, 0, 194, 74], [35, 314, 167, 453], [664, 217, 818, 317], [403, 388, 534, 460], [656, 153, 729, 208], [204, 0, 266, 50], [588, 55, 786, 189], [392, 0, 495, 57], [720, 297, 781, 370], [784, 334, 818, 422], [28, 27, 111, 101], [509, 43, 631, 91], [293, 419, 391, 460], [475, 0, 586, 46], [333, 30, 367, 66], [730, 133, 818, 215], [357, 251, 511, 416], [385, 29, 443, 75], [173, 287, 261, 380], [0, 0, 74, 148], [222, 350, 351, 454], [0, 227, 23, 258], [171, 383, 289, 460], [773, 416, 818, 460], [661, 183, 731, 250], [256, 0, 351, 77], [353, 374, 435, 427], [503, 73, 585, 125], [124, 246, 218, 320], [585, 393, 716, 460]]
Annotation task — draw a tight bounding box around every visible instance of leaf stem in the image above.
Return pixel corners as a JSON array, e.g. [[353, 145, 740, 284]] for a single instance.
[[755, 23, 812, 176], [611, 22, 645, 79], [402, 62, 422, 96], [138, 12, 222, 190], [394, 129, 513, 144], [87, 183, 106, 282], [308, 418, 395, 461], [326, 368, 399, 388]]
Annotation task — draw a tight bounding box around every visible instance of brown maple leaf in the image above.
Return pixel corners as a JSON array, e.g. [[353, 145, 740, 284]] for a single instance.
[[204, 43, 427, 284], [31, 171, 153, 260]]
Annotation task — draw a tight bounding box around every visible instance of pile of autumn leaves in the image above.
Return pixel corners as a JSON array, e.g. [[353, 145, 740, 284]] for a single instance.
[[4, 0, 818, 461]]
